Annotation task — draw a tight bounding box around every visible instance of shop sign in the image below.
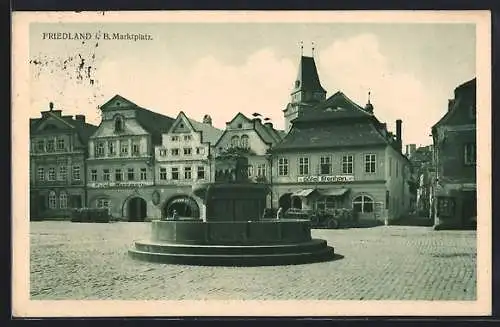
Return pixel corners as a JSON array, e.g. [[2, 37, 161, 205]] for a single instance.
[[88, 181, 153, 188], [297, 175, 354, 183]]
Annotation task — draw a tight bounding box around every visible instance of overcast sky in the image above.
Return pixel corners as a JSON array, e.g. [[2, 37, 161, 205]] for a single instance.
[[29, 22, 476, 146]]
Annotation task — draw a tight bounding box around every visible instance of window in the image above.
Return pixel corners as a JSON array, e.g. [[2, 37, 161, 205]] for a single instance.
[[171, 167, 179, 180], [184, 166, 192, 180], [114, 117, 123, 132], [240, 135, 249, 148], [248, 165, 254, 177], [108, 141, 116, 156], [97, 198, 111, 212], [95, 142, 104, 157], [257, 163, 266, 177], [364, 154, 376, 173], [320, 156, 331, 175], [237, 123, 243, 129], [37, 140, 44, 152], [278, 157, 289, 176], [72, 166, 81, 181], [159, 149, 167, 156], [197, 166, 205, 179], [184, 135, 192, 142], [127, 168, 135, 181], [48, 191, 57, 209], [159, 167, 167, 180], [183, 148, 192, 156], [46, 140, 55, 152], [352, 195, 374, 213], [140, 168, 147, 180], [231, 135, 240, 147], [48, 167, 56, 181], [91, 169, 97, 182], [120, 141, 128, 156], [38, 168, 44, 181], [59, 166, 67, 181], [59, 192, 68, 209], [298, 157, 309, 175], [342, 155, 354, 174], [389, 158, 392, 176], [115, 169, 123, 182], [171, 136, 179, 142], [171, 148, 179, 156], [57, 138, 65, 150], [196, 147, 205, 155], [464, 143, 476, 165], [103, 169, 110, 181], [316, 196, 337, 211], [132, 143, 140, 155]]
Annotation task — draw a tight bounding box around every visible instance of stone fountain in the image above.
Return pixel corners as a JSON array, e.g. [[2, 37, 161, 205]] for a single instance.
[[128, 155, 335, 266]]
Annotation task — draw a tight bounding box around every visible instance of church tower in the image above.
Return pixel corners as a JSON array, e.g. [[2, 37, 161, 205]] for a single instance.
[[283, 44, 327, 132]]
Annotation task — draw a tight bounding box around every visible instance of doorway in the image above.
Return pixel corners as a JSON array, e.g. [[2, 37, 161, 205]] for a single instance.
[[127, 197, 147, 222]]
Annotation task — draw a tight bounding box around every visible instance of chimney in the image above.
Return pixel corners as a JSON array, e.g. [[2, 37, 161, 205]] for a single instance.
[[202, 114, 212, 126], [448, 99, 455, 112], [396, 119, 402, 152], [49, 102, 54, 111], [75, 115, 86, 123]]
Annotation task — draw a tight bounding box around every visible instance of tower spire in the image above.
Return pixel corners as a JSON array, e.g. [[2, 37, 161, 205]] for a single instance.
[[312, 41, 315, 58], [299, 41, 303, 56], [368, 91, 371, 104]]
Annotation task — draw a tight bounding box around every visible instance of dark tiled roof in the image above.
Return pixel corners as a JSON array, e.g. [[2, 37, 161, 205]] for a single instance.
[[271, 122, 388, 152], [292, 56, 326, 94], [29, 114, 98, 145], [134, 107, 175, 145], [293, 91, 371, 124]]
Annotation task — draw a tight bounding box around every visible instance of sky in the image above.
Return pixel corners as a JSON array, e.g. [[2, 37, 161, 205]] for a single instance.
[[29, 22, 476, 147]]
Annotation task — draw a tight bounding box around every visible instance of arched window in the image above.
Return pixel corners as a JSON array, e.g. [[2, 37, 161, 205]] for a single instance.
[[240, 134, 249, 148], [114, 116, 124, 132], [48, 191, 57, 209], [352, 195, 374, 213], [59, 191, 68, 209], [231, 135, 240, 148]]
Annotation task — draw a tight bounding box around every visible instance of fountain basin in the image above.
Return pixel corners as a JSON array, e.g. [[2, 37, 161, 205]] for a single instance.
[[128, 219, 335, 266]]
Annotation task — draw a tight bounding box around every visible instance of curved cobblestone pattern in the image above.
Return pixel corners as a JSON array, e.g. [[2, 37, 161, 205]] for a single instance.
[[30, 222, 476, 300]]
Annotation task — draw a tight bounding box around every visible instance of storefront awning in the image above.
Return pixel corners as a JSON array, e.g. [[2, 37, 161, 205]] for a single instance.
[[318, 188, 349, 196], [292, 188, 316, 197]]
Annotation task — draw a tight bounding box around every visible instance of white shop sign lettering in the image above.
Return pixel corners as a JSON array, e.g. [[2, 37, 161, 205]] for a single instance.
[[297, 175, 354, 183]]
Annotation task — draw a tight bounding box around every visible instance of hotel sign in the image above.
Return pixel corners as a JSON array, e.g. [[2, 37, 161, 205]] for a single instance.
[[297, 175, 354, 183]]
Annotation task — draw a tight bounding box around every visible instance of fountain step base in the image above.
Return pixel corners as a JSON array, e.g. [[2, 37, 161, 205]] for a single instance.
[[128, 239, 335, 266]]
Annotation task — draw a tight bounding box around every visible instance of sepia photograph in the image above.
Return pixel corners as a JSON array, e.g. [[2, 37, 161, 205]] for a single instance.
[[12, 11, 491, 317]]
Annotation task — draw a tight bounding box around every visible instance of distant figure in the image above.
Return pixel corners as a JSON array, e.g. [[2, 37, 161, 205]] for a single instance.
[[172, 210, 178, 221], [276, 207, 283, 220]]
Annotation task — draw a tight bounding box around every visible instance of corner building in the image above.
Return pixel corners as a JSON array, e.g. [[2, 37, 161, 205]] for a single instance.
[[30, 103, 97, 219], [86, 95, 174, 221], [270, 55, 411, 223]]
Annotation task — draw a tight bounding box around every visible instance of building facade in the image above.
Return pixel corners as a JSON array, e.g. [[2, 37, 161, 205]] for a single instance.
[[213, 113, 283, 185], [154, 112, 223, 220], [30, 102, 97, 220], [86, 95, 174, 221], [270, 55, 411, 223], [431, 78, 476, 229]]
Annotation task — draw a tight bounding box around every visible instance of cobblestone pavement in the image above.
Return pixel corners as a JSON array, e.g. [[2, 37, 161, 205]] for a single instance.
[[29, 222, 476, 300]]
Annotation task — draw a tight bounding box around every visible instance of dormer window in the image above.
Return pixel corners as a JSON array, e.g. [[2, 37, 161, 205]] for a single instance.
[[114, 116, 124, 132], [295, 80, 300, 88]]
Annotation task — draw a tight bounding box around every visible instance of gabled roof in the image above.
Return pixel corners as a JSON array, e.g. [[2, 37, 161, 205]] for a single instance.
[[188, 118, 223, 145], [30, 111, 98, 145], [293, 91, 371, 124], [432, 77, 476, 132], [271, 122, 388, 152], [292, 56, 326, 94], [97, 94, 175, 144]]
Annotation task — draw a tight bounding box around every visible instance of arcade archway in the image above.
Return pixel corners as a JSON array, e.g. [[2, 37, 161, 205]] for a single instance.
[[278, 193, 292, 212], [163, 196, 200, 219], [292, 197, 302, 209], [127, 197, 147, 222]]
